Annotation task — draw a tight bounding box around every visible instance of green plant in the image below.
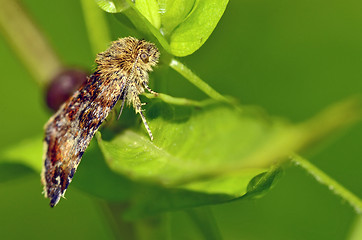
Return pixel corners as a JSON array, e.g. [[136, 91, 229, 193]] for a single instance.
[[0, 0, 361, 239]]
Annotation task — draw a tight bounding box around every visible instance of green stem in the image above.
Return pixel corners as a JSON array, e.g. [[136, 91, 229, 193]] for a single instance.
[[292, 154, 362, 214], [133, 215, 168, 240], [143, 92, 210, 107], [186, 207, 222, 240], [80, 0, 111, 55], [169, 59, 231, 104], [100, 201, 170, 240], [98, 202, 137, 240], [0, 0, 62, 87], [347, 215, 362, 240]]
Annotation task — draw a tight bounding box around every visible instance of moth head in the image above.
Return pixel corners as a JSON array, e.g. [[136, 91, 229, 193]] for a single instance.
[[95, 37, 160, 72], [140, 52, 149, 63], [138, 41, 160, 70]]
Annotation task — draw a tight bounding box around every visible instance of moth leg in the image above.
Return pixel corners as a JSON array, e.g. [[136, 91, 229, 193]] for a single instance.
[[117, 97, 126, 120], [134, 96, 153, 141], [143, 82, 158, 96], [139, 109, 153, 141]]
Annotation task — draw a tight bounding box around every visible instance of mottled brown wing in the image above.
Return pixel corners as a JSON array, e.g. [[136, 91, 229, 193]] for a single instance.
[[42, 71, 125, 207]]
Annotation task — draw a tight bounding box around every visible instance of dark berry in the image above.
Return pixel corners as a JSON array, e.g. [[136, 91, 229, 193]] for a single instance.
[[46, 69, 88, 111]]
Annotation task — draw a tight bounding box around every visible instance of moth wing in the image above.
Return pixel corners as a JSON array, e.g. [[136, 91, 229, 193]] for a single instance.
[[42, 73, 124, 207]]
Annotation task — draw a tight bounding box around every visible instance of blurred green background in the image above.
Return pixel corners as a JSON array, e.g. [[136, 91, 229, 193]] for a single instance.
[[0, 0, 361, 239]]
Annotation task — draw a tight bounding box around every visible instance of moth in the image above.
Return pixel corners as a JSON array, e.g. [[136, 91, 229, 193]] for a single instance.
[[41, 37, 160, 207]]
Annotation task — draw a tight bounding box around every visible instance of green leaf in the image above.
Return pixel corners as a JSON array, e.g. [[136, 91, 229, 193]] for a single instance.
[[94, 0, 163, 44], [158, 0, 196, 36], [94, 101, 285, 217], [95, 0, 229, 56], [95, 97, 362, 216], [244, 166, 283, 199], [135, 0, 161, 29], [97, 101, 284, 197], [79, 136, 253, 217], [169, 0, 229, 56], [94, 0, 131, 13], [121, 2, 172, 52]]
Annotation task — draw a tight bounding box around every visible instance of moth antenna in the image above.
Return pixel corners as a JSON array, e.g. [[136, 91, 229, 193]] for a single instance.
[[117, 52, 141, 120], [129, 52, 141, 80]]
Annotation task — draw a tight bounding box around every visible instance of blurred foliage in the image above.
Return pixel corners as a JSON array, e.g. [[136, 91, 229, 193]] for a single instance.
[[0, 0, 361, 239]]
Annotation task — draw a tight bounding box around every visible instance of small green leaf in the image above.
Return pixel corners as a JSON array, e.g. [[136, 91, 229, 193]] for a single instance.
[[135, 0, 161, 29], [120, 2, 172, 52], [94, 0, 130, 13], [94, 0, 162, 43], [158, 0, 196, 36], [169, 0, 229, 56], [244, 166, 282, 199]]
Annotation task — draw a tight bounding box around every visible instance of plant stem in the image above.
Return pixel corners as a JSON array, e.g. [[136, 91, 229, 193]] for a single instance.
[[100, 201, 170, 240], [347, 215, 362, 240], [291, 154, 362, 214], [80, 0, 111, 55], [0, 0, 62, 87], [133, 215, 169, 240], [143, 92, 210, 107], [186, 207, 222, 240], [98, 202, 137, 240], [169, 59, 231, 104]]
